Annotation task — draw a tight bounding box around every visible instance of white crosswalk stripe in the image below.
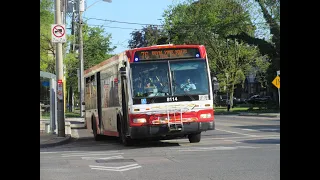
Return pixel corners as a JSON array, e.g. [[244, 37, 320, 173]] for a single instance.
[[89, 164, 142, 172]]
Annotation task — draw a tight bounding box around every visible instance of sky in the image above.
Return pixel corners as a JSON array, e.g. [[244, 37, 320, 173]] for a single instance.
[[65, 0, 270, 55], [79, 0, 178, 54]]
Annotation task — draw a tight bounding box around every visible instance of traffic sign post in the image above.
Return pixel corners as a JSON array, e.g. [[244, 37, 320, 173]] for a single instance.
[[272, 71, 280, 107], [51, 24, 67, 43], [272, 76, 280, 89], [57, 79, 63, 101]]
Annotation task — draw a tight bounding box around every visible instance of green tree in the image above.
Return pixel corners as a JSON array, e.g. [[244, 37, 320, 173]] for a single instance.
[[128, 25, 168, 49], [162, 0, 255, 45], [82, 24, 116, 69], [162, 0, 269, 105], [64, 52, 79, 111], [228, 0, 280, 86], [214, 39, 267, 106], [40, 0, 55, 73]]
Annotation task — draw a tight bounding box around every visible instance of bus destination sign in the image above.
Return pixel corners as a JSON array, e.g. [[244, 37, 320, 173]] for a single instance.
[[134, 48, 200, 61]]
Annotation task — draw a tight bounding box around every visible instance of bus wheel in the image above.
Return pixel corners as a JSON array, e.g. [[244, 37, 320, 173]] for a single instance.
[[119, 122, 134, 146], [188, 132, 201, 143], [92, 117, 102, 141]]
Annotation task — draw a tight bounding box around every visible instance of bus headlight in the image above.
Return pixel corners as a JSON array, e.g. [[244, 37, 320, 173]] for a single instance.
[[133, 118, 147, 123], [200, 113, 211, 118]]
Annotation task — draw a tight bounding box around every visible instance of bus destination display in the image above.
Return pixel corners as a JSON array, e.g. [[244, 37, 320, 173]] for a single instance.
[[134, 48, 200, 61]]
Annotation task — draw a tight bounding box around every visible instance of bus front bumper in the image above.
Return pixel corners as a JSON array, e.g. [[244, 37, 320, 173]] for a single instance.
[[128, 121, 215, 139]]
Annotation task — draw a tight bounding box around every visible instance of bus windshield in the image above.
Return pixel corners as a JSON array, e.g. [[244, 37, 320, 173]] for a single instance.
[[130, 59, 209, 98], [170, 59, 209, 96]]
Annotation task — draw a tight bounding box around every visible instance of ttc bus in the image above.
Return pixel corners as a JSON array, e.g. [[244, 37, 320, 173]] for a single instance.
[[83, 44, 215, 146]]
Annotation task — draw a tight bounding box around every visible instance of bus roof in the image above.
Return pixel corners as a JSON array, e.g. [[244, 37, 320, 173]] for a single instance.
[[84, 52, 125, 77]]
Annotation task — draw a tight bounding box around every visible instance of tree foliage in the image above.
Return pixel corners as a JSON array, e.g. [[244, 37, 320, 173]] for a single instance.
[[128, 25, 168, 49], [162, 0, 256, 44], [40, 2, 117, 107], [40, 0, 55, 73], [160, 0, 270, 103], [228, 0, 280, 84], [82, 24, 116, 69]]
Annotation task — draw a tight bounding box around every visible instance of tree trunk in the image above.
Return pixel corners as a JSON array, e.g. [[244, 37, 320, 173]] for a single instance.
[[230, 84, 235, 108], [68, 86, 73, 112]]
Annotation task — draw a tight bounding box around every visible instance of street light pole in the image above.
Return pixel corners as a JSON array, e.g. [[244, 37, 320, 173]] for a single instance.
[[55, 0, 65, 137]]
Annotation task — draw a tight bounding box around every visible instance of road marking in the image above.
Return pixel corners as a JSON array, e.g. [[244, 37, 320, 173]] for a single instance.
[[223, 140, 240, 144], [61, 152, 123, 158], [40, 152, 59, 154], [201, 135, 279, 141], [40, 151, 83, 154], [62, 153, 123, 157], [61, 151, 119, 155], [82, 155, 123, 160], [89, 164, 142, 172], [216, 120, 279, 126], [259, 128, 279, 131], [241, 129, 258, 132], [216, 128, 258, 137], [176, 146, 259, 152]]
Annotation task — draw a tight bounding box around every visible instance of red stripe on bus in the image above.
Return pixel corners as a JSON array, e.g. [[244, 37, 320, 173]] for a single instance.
[[103, 131, 119, 137]]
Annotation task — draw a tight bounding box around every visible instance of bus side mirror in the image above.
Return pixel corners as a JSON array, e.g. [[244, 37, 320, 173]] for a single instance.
[[120, 67, 126, 78]]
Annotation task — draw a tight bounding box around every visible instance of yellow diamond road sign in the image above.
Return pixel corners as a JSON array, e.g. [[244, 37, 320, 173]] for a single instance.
[[272, 75, 280, 89]]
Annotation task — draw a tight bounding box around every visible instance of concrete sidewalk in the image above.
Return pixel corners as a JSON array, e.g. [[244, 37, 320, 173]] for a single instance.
[[40, 133, 71, 148], [40, 119, 75, 148]]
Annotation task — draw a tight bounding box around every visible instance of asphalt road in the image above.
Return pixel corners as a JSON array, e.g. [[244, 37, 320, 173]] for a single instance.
[[40, 115, 280, 180]]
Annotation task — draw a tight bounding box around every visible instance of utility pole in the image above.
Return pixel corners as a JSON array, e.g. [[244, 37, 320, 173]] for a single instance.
[[55, 0, 65, 137], [68, 1, 76, 112], [78, 0, 85, 117]]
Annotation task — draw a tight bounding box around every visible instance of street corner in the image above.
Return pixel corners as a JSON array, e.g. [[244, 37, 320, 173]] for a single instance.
[[40, 134, 72, 148]]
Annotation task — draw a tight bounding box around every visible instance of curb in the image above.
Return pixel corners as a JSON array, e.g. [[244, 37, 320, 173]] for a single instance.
[[40, 134, 72, 148], [238, 113, 280, 118]]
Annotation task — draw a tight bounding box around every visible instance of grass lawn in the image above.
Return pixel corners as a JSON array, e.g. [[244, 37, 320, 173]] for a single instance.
[[41, 111, 81, 119]]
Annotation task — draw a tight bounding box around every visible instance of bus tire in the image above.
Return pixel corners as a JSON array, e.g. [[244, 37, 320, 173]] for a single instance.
[[188, 132, 201, 143], [118, 119, 134, 146], [92, 116, 102, 141]]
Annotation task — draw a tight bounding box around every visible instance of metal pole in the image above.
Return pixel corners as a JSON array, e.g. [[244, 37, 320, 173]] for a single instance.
[[50, 78, 56, 133], [278, 88, 280, 106], [55, 0, 65, 137], [78, 0, 85, 117], [277, 70, 280, 107]]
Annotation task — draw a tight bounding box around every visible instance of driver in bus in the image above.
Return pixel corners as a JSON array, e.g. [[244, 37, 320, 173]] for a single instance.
[[180, 77, 196, 91], [144, 78, 158, 97]]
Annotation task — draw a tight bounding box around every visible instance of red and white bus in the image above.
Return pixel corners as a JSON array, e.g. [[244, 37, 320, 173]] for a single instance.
[[84, 44, 215, 146]]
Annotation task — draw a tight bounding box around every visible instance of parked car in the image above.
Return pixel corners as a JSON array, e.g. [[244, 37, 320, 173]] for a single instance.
[[218, 95, 242, 107], [245, 95, 272, 104]]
